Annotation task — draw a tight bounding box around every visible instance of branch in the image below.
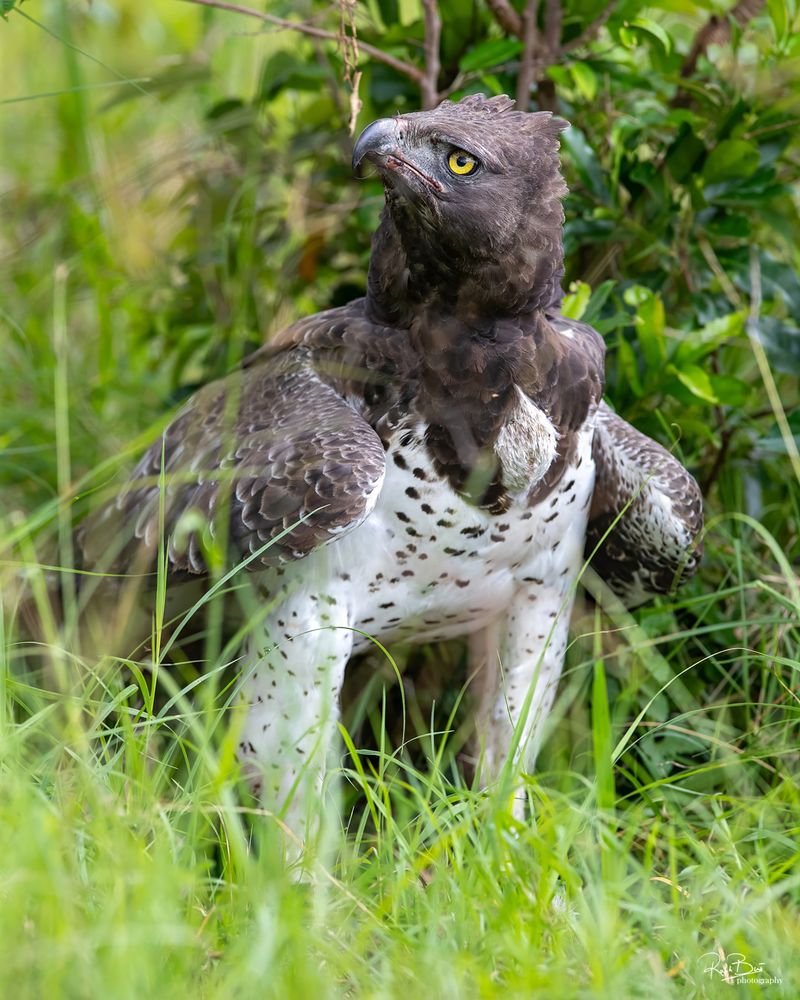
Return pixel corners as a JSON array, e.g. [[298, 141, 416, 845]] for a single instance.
[[485, 0, 523, 38], [420, 0, 441, 109], [560, 2, 615, 55], [515, 0, 540, 110], [543, 0, 562, 57], [178, 0, 425, 86], [681, 0, 765, 78]]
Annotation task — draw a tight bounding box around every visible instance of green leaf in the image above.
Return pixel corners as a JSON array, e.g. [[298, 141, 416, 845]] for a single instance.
[[673, 311, 745, 365], [767, 0, 789, 44], [398, 0, 421, 27], [459, 38, 522, 73], [628, 17, 672, 54], [617, 337, 643, 397], [703, 139, 760, 184], [561, 281, 592, 320], [667, 363, 719, 404], [624, 285, 665, 370], [560, 126, 610, 203], [582, 280, 616, 326], [570, 61, 598, 102], [709, 374, 750, 407]]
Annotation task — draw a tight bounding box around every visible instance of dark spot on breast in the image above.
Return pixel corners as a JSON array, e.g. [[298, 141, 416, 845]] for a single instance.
[[393, 452, 408, 469], [455, 580, 470, 588], [379, 601, 395, 609], [395, 511, 411, 523], [402, 569, 414, 577], [544, 512, 558, 523], [413, 467, 427, 480], [406, 527, 420, 537], [497, 523, 510, 531], [490, 534, 504, 543], [405, 486, 420, 499], [461, 525, 485, 538], [340, 572, 350, 581], [421, 503, 434, 514], [444, 547, 466, 556], [437, 518, 454, 528], [521, 511, 533, 520]]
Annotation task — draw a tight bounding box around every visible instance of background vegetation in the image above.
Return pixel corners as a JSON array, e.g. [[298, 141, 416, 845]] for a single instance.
[[1, 0, 799, 996]]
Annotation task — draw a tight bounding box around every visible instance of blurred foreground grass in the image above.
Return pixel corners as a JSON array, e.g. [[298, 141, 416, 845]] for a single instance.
[[1, 2, 799, 997]]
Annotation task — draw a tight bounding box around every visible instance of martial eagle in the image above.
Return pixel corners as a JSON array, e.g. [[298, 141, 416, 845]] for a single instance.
[[79, 94, 703, 845]]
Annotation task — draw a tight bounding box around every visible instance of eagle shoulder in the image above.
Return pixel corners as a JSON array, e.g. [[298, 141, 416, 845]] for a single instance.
[[79, 307, 387, 578]]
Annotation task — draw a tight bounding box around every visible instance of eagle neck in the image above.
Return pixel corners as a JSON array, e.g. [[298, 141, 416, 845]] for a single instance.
[[364, 205, 564, 327]]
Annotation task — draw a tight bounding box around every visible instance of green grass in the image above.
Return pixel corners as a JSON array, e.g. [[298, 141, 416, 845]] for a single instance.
[[2, 3, 799, 997]]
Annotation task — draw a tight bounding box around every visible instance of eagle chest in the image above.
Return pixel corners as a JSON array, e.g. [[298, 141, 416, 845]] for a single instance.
[[324, 407, 596, 655]]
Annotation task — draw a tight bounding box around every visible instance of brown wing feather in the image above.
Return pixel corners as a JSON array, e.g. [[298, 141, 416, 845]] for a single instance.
[[586, 402, 704, 606], [78, 350, 386, 578]]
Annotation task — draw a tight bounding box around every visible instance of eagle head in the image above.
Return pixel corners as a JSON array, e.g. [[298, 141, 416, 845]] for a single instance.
[[353, 94, 569, 319]]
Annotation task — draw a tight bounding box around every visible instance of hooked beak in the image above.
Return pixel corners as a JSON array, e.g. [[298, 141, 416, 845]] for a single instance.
[[352, 117, 443, 193], [352, 117, 401, 173]]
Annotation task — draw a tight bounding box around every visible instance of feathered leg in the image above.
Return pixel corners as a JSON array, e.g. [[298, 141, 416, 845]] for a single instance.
[[237, 590, 353, 861], [471, 567, 579, 817]]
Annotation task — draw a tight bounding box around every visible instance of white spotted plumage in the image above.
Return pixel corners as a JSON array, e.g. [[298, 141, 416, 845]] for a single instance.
[[238, 412, 597, 838]]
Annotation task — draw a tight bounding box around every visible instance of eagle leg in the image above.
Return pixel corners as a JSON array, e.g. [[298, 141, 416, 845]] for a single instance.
[[470, 568, 580, 818], [237, 594, 354, 865]]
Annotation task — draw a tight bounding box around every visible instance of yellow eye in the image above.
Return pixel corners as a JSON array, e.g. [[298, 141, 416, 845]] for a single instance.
[[447, 150, 478, 176]]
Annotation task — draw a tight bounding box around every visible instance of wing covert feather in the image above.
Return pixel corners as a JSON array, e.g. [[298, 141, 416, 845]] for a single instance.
[[586, 402, 704, 606], [79, 354, 386, 577]]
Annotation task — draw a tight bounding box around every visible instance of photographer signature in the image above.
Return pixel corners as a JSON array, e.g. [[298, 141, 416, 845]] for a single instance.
[[699, 951, 776, 983]]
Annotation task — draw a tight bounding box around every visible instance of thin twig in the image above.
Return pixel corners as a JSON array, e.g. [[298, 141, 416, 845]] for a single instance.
[[178, 0, 425, 86], [420, 0, 441, 109], [485, 0, 523, 38], [560, 2, 615, 54], [515, 0, 540, 110]]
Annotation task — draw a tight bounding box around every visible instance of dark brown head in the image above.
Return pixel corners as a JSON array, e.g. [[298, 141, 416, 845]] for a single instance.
[[353, 94, 569, 324]]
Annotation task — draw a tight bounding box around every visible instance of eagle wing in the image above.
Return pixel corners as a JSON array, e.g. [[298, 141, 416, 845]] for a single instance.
[[586, 402, 704, 607], [78, 347, 386, 578]]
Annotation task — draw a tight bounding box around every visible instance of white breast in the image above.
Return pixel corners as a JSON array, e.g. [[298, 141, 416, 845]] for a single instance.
[[289, 414, 597, 653]]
